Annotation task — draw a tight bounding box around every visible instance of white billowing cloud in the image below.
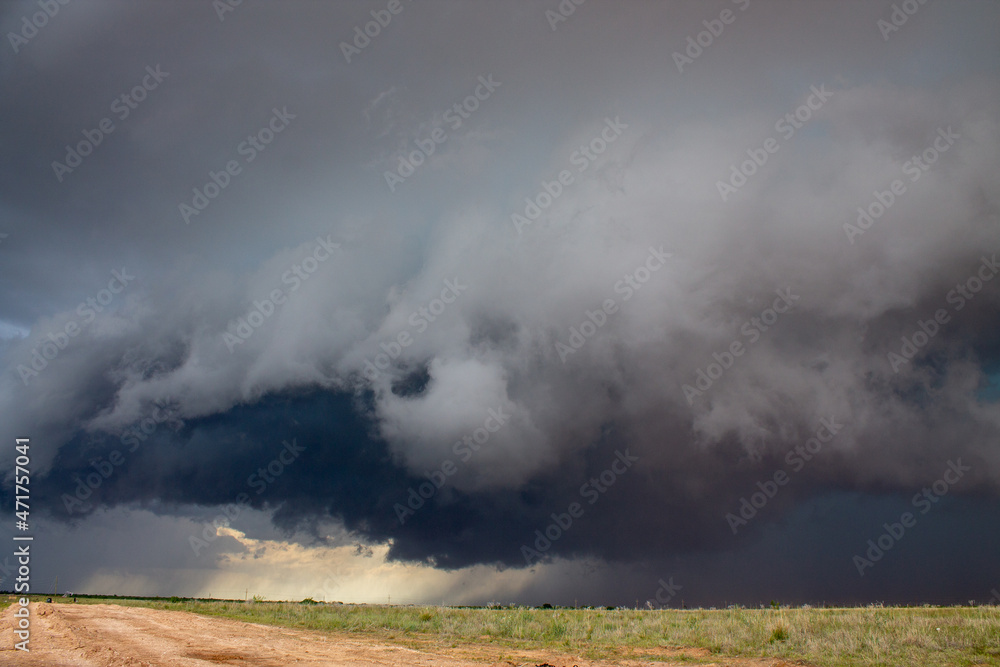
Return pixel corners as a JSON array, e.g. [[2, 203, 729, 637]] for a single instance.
[[4, 76, 1000, 495], [375, 355, 550, 490], [1, 0, 999, 506]]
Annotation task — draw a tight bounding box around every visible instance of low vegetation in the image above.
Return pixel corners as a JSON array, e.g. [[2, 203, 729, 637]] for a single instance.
[[19, 595, 1000, 666]]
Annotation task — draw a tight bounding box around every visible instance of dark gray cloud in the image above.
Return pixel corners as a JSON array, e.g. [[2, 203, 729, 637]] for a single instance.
[[1, 0, 999, 605]]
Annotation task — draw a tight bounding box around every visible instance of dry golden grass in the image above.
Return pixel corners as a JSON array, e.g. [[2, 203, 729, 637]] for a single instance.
[[56, 596, 1000, 666]]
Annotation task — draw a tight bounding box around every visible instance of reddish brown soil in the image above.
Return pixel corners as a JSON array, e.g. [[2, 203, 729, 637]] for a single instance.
[[0, 602, 805, 666]]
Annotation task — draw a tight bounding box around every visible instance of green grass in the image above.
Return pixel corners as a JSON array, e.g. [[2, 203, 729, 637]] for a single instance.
[[32, 596, 1000, 667]]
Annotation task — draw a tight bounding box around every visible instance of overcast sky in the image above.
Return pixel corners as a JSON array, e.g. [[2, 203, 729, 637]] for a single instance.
[[1, 0, 999, 607]]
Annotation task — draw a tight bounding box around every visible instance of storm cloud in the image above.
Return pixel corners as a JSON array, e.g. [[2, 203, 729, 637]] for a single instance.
[[1, 0, 999, 606]]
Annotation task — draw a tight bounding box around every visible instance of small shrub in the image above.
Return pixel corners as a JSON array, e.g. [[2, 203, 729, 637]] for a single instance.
[[769, 625, 789, 643]]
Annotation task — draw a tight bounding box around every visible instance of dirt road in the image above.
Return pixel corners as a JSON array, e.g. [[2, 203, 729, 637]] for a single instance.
[[0, 602, 802, 666]]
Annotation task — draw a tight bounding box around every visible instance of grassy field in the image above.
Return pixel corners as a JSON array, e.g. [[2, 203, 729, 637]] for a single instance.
[[24, 595, 1000, 666]]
